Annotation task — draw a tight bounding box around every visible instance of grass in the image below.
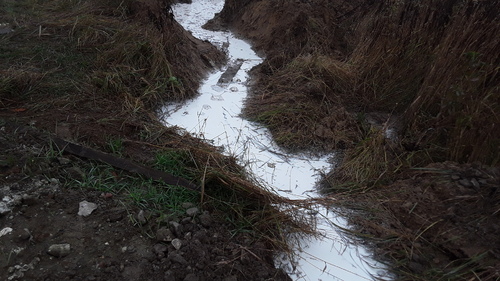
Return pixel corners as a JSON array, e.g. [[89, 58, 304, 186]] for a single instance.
[[1, 0, 312, 262], [229, 0, 500, 279], [0, 0, 216, 114], [154, 149, 196, 179]]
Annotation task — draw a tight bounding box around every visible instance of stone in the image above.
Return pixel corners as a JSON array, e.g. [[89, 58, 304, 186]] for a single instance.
[[153, 243, 168, 257], [181, 202, 194, 209], [164, 270, 176, 280], [14, 228, 31, 241], [67, 167, 85, 181], [471, 178, 480, 189], [47, 243, 71, 257], [198, 212, 213, 227], [57, 157, 71, 165], [458, 179, 472, 188], [156, 227, 175, 242], [168, 252, 188, 265], [137, 210, 147, 225], [186, 207, 199, 217], [78, 201, 97, 216], [21, 194, 37, 206], [0, 227, 13, 237], [169, 221, 183, 237], [171, 238, 182, 250], [0, 202, 11, 216]]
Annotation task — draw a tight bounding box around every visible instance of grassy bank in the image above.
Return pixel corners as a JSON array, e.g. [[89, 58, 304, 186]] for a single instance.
[[212, 0, 500, 279], [0, 0, 312, 261]]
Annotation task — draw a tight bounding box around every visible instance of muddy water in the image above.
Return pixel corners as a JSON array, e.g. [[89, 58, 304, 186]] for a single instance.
[[161, 1, 388, 280]]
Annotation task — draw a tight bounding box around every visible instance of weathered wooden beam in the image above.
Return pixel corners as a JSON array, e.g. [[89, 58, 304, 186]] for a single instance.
[[52, 137, 199, 191]]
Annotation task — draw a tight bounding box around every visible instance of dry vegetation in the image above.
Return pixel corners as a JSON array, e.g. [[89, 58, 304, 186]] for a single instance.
[[0, 0, 317, 269], [211, 0, 500, 279]]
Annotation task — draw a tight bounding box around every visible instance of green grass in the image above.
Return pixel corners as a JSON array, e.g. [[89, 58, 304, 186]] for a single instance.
[[70, 162, 199, 215], [154, 149, 197, 179], [107, 137, 124, 156]]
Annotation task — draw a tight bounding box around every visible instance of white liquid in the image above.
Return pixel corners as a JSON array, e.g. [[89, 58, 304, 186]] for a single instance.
[[161, 1, 389, 280]]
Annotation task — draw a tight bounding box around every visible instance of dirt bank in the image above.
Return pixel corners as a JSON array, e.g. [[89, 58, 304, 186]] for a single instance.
[[209, 0, 500, 280], [0, 0, 300, 280]]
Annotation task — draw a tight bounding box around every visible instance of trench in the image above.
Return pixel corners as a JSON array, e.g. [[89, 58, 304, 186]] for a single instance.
[[161, 1, 389, 280]]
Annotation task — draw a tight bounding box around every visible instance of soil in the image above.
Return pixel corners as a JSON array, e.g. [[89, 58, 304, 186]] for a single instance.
[[0, 121, 291, 281], [2, 0, 499, 281], [0, 0, 292, 280], [207, 0, 500, 280]]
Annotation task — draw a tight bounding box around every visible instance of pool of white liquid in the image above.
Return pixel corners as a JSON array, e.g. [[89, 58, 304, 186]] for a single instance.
[[161, 1, 389, 280]]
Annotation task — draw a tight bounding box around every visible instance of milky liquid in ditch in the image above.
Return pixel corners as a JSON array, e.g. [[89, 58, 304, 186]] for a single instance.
[[161, 1, 387, 280]]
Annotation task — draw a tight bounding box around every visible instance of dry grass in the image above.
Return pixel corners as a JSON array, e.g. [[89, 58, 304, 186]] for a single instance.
[[245, 55, 361, 151], [1, 0, 316, 257], [242, 0, 498, 183], [226, 0, 500, 278]]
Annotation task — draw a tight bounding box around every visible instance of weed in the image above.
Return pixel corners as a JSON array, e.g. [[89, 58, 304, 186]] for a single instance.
[[127, 182, 198, 215], [107, 137, 124, 156], [154, 149, 196, 179]]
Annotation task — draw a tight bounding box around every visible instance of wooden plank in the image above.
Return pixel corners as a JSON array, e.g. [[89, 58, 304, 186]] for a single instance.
[[52, 137, 199, 191]]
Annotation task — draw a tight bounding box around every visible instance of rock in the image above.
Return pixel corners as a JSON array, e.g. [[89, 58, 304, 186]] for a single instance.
[[471, 178, 480, 189], [67, 167, 85, 181], [164, 270, 176, 280], [153, 243, 168, 257], [183, 273, 200, 281], [458, 179, 472, 188], [21, 194, 37, 206], [198, 212, 213, 227], [156, 227, 175, 242], [47, 243, 71, 257], [181, 202, 195, 209], [14, 228, 31, 241], [171, 238, 182, 250], [137, 210, 147, 224], [0, 227, 13, 237], [0, 202, 11, 216], [78, 201, 97, 216], [168, 252, 188, 265], [169, 221, 183, 237], [57, 157, 71, 165], [186, 207, 199, 217]]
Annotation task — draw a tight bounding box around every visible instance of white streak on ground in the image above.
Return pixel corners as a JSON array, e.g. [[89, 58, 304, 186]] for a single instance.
[[160, 1, 389, 280]]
